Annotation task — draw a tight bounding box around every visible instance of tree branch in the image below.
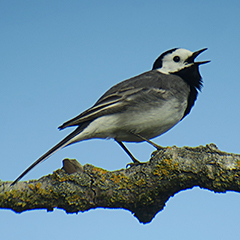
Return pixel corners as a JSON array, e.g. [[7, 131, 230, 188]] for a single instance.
[[1, 143, 240, 224]]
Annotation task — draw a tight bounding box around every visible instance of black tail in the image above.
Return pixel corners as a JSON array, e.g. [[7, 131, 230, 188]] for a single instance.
[[11, 127, 83, 186]]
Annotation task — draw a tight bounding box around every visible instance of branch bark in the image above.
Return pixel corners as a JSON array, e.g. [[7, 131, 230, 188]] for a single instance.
[[1, 143, 240, 224]]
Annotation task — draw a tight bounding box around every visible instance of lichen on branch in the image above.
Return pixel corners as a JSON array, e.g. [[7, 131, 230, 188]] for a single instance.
[[1, 143, 240, 224]]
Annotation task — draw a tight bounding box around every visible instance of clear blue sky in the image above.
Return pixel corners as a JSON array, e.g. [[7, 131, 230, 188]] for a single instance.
[[1, 1, 240, 239]]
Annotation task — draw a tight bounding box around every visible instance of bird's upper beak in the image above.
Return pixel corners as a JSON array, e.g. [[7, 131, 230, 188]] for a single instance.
[[185, 48, 210, 65]]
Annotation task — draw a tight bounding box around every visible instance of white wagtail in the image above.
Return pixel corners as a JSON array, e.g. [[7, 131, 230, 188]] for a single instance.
[[11, 48, 209, 185]]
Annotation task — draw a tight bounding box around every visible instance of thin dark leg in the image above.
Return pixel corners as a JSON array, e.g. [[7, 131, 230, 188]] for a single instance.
[[130, 132, 163, 150], [116, 140, 141, 164]]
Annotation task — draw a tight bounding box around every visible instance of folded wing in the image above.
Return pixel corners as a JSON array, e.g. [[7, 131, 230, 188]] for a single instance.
[[58, 70, 182, 130]]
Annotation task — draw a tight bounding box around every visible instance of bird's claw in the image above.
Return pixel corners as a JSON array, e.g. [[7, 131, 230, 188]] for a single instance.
[[126, 160, 144, 168]]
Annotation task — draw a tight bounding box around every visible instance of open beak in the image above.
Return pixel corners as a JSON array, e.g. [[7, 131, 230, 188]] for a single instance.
[[186, 48, 210, 65]]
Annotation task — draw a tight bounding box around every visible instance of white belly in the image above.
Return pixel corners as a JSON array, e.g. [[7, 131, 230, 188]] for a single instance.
[[114, 97, 187, 141], [70, 97, 187, 143]]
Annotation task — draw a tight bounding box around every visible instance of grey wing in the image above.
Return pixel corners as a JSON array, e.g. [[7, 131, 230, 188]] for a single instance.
[[58, 70, 179, 130], [58, 90, 135, 129]]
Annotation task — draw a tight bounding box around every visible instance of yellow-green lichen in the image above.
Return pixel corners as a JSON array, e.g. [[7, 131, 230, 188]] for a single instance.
[[110, 172, 129, 185], [153, 158, 179, 179], [92, 167, 108, 175], [236, 160, 240, 168], [135, 178, 146, 186]]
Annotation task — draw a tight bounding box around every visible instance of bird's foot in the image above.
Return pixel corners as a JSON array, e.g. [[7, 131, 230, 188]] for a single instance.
[[126, 159, 144, 168]]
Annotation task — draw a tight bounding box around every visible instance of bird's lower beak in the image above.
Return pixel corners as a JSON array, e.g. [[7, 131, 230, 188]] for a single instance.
[[186, 48, 210, 65]]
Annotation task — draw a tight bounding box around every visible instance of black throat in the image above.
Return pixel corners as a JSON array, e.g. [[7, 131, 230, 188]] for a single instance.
[[172, 64, 203, 119]]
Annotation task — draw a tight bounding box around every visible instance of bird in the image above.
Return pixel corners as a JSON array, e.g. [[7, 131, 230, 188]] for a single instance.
[[11, 47, 210, 185]]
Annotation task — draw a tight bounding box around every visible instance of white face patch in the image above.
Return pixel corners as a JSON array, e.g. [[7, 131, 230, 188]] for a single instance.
[[157, 48, 194, 74]]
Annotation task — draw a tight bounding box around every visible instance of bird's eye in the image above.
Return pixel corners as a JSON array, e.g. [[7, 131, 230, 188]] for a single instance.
[[173, 56, 180, 62]]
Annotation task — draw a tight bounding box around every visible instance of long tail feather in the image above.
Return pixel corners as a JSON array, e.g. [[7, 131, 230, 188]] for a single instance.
[[11, 127, 83, 186]]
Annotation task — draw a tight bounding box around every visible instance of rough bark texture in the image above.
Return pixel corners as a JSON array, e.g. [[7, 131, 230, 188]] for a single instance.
[[1, 143, 240, 223]]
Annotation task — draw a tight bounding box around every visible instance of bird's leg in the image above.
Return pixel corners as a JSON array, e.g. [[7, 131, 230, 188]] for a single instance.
[[130, 131, 164, 150], [116, 141, 143, 167]]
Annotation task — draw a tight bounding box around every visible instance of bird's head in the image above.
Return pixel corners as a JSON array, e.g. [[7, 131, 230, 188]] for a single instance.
[[152, 48, 210, 90]]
